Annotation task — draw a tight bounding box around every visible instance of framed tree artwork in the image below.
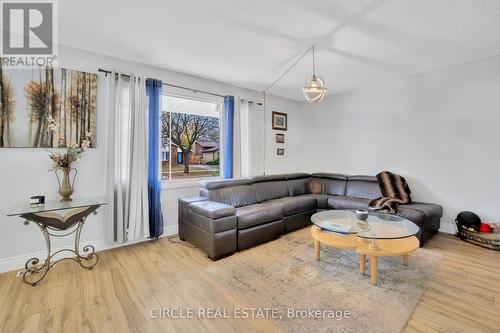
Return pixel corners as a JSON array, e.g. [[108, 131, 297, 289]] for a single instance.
[[272, 111, 287, 131], [0, 66, 97, 148]]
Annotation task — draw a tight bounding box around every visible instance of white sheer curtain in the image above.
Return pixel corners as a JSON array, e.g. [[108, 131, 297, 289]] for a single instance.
[[239, 99, 265, 178], [100, 71, 150, 244], [128, 76, 150, 240]]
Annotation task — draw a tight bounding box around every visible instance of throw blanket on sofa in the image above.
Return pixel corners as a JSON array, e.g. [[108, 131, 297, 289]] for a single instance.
[[369, 171, 411, 213]]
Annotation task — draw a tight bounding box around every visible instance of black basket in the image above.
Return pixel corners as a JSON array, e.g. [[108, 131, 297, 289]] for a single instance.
[[456, 224, 500, 251]]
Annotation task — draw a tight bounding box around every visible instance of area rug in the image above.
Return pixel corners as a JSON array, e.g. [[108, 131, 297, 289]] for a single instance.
[[205, 228, 443, 333]]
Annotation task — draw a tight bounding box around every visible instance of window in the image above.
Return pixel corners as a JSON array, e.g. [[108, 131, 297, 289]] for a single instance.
[[161, 93, 222, 180]]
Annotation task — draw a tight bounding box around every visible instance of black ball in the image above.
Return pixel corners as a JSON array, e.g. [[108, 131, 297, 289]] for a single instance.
[[456, 211, 481, 231]]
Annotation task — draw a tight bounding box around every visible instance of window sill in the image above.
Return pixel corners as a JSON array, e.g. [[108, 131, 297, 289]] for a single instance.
[[161, 176, 221, 190]]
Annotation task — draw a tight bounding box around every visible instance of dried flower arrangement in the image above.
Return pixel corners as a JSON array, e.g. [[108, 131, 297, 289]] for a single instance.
[[46, 116, 92, 170]]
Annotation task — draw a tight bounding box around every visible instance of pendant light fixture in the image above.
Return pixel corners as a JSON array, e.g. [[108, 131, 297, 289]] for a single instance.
[[303, 46, 327, 103]]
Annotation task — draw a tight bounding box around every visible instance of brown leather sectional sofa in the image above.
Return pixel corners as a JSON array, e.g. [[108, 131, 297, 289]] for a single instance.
[[178, 173, 442, 260]]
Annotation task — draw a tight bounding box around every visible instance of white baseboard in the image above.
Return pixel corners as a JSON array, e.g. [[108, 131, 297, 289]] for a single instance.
[[0, 224, 178, 274], [439, 222, 457, 234]]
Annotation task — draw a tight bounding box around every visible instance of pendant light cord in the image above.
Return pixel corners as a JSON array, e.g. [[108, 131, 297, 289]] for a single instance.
[[263, 46, 313, 93], [312, 46, 316, 76], [261, 45, 315, 176]]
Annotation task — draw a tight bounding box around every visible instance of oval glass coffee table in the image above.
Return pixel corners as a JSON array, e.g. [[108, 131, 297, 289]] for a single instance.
[[311, 210, 420, 284]]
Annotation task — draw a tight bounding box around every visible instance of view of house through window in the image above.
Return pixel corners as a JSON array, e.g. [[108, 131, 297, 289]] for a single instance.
[[161, 94, 221, 180]]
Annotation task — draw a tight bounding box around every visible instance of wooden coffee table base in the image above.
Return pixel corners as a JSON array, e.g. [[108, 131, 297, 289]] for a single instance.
[[311, 226, 420, 284], [311, 226, 360, 261], [357, 237, 420, 284]]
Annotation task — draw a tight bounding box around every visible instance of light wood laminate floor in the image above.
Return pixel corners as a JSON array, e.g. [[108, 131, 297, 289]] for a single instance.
[[0, 232, 499, 333]]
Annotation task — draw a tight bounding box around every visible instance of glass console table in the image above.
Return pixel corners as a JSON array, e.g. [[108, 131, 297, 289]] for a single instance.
[[7, 197, 106, 286]]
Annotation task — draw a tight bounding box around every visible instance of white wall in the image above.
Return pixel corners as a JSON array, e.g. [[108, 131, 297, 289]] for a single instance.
[[237, 98, 303, 177], [300, 56, 500, 233], [264, 97, 304, 175], [0, 45, 303, 272]]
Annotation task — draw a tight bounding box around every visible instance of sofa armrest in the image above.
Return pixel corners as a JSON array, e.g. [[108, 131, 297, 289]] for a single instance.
[[179, 196, 207, 221], [399, 202, 443, 220], [189, 201, 236, 219]]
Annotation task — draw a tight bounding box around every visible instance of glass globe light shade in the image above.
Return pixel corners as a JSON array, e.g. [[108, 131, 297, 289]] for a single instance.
[[303, 74, 327, 103]]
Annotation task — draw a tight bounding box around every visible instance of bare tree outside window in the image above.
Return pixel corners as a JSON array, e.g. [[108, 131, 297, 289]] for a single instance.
[[161, 95, 221, 180]]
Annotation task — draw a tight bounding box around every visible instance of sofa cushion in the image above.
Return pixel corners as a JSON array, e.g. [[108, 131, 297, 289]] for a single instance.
[[253, 181, 289, 203], [189, 201, 236, 219], [327, 196, 370, 210], [205, 185, 257, 208], [179, 197, 207, 222], [287, 178, 310, 196], [399, 202, 443, 220], [345, 175, 381, 200], [269, 196, 317, 216], [299, 194, 330, 209], [236, 203, 284, 229], [309, 174, 347, 196]]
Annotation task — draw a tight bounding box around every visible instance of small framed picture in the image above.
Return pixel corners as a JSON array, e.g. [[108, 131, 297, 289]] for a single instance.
[[277, 148, 285, 155], [272, 112, 287, 131], [276, 133, 285, 143]]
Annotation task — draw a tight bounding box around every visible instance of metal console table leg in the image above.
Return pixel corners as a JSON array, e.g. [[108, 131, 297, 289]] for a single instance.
[[23, 223, 51, 286], [22, 214, 99, 286]]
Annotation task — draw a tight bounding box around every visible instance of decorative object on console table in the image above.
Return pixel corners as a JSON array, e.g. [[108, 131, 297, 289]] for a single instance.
[[276, 133, 285, 143], [277, 148, 284, 155], [48, 136, 91, 201], [272, 111, 287, 131], [7, 197, 107, 286], [30, 196, 45, 206], [55, 167, 77, 202]]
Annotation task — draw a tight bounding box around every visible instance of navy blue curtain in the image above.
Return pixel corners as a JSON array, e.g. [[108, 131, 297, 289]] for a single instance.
[[222, 96, 234, 179], [146, 79, 164, 239]]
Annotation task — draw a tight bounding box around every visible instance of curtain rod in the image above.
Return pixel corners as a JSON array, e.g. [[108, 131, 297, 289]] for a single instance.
[[97, 68, 226, 98], [240, 99, 263, 106]]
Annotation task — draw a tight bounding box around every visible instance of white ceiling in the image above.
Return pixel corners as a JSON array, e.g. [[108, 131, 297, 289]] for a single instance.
[[60, 0, 500, 100]]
